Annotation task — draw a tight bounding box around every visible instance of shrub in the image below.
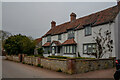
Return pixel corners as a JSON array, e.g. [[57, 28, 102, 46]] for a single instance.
[[74, 57, 95, 59], [37, 64, 41, 67], [40, 65, 43, 68], [34, 54, 43, 57], [57, 69, 62, 72], [37, 64, 43, 68], [37, 48, 44, 55], [48, 56, 68, 59], [22, 62, 25, 64]]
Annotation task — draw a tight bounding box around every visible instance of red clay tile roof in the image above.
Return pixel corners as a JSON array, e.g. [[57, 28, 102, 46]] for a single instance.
[[35, 37, 42, 43], [42, 42, 51, 47], [52, 41, 61, 46], [43, 4, 119, 37], [62, 38, 77, 45]]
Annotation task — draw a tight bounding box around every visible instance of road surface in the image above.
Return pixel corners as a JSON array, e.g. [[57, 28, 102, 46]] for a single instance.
[[2, 60, 116, 78]]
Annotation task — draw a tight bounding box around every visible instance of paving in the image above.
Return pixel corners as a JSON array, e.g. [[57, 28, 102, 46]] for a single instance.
[[2, 59, 116, 78]]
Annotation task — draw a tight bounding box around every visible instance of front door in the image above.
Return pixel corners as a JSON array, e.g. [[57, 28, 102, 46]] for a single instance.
[[52, 47, 55, 54]]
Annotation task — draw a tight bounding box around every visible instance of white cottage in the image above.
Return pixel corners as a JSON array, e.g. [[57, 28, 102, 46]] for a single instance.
[[42, 2, 120, 58]]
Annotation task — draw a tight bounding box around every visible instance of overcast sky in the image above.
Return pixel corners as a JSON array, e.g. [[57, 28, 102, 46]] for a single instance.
[[2, 2, 117, 39]]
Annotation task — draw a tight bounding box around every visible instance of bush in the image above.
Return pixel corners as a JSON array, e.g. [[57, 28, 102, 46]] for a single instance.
[[37, 64, 41, 67], [22, 62, 25, 64], [57, 69, 62, 72], [48, 56, 68, 59], [34, 54, 43, 57], [48, 56, 95, 59], [74, 57, 95, 59], [4, 34, 35, 55], [37, 64, 43, 68], [37, 48, 44, 54]]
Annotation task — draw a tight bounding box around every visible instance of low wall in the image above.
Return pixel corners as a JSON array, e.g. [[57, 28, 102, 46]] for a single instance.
[[75, 59, 114, 74], [6, 55, 115, 74], [24, 56, 39, 66], [41, 58, 67, 73], [6, 55, 19, 62], [13, 55, 20, 62]]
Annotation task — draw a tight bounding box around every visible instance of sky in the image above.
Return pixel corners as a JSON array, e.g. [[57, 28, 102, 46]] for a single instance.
[[2, 2, 117, 39]]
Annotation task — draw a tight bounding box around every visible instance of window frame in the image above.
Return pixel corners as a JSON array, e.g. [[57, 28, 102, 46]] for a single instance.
[[85, 25, 92, 36], [64, 45, 76, 54], [68, 30, 75, 39], [47, 35, 51, 42], [58, 34, 61, 40], [83, 43, 96, 54]]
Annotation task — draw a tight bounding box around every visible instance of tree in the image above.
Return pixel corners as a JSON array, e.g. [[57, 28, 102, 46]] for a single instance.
[[37, 48, 44, 54], [0, 30, 12, 56], [4, 34, 35, 55], [0, 30, 12, 42], [93, 28, 113, 59]]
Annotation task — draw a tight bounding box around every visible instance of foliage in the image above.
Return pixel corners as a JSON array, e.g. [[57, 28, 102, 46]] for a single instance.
[[0, 30, 11, 54], [74, 57, 95, 59], [48, 56, 95, 59], [4, 34, 35, 55], [37, 48, 44, 54], [93, 28, 113, 58], [37, 64, 43, 68], [0, 30, 12, 42], [22, 62, 25, 64], [37, 64, 41, 67], [48, 50, 50, 54], [57, 69, 62, 72], [48, 56, 68, 59], [34, 54, 43, 57]]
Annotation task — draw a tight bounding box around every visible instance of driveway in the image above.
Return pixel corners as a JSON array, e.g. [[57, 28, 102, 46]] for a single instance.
[[2, 59, 116, 78]]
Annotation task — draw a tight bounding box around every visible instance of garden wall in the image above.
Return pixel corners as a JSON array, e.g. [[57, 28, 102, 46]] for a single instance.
[[6, 55, 115, 74], [6, 55, 20, 62], [75, 59, 114, 74], [41, 58, 68, 73]]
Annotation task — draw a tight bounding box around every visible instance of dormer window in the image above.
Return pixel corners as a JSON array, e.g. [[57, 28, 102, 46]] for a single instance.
[[58, 34, 61, 40], [68, 30, 74, 39], [47, 36, 51, 42], [85, 25, 92, 36]]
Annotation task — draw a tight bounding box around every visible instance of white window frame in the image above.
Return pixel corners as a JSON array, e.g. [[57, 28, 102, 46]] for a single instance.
[[85, 26, 92, 36]]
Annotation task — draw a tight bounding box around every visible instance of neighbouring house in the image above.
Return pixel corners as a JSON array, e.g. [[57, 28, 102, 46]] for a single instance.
[[42, 2, 120, 58], [34, 37, 42, 55]]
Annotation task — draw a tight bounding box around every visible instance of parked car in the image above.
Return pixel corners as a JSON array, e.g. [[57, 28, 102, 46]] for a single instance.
[[114, 59, 120, 80]]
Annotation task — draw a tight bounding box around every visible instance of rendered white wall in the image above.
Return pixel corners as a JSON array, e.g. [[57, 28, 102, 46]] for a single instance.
[[76, 23, 115, 58], [42, 22, 116, 58]]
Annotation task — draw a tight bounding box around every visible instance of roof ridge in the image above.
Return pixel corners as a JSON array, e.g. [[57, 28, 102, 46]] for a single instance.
[[54, 5, 118, 29], [43, 4, 119, 37]]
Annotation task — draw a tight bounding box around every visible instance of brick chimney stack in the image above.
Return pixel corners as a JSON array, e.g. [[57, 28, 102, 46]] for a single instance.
[[51, 21, 56, 28], [70, 12, 76, 22]]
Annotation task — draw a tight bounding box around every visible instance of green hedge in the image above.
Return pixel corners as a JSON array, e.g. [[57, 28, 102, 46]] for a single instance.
[[48, 56, 68, 59], [34, 54, 43, 57], [48, 56, 95, 59], [74, 57, 95, 59]]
